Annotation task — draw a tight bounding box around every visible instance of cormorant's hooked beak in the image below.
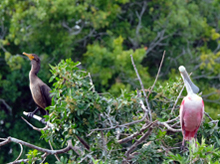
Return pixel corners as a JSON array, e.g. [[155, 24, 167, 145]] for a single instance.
[[23, 52, 34, 61], [179, 65, 199, 94]]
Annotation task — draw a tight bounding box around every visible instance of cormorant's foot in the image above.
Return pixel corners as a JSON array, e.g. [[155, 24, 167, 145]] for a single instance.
[[27, 112, 34, 118], [40, 118, 47, 124]]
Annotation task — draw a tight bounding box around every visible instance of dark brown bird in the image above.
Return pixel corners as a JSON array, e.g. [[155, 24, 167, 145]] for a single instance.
[[23, 52, 51, 117], [23, 52, 90, 150]]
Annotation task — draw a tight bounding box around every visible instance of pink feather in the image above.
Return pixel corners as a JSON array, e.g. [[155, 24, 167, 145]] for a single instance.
[[180, 95, 204, 141]]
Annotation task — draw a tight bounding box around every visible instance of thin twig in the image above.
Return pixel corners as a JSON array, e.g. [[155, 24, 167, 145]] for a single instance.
[[22, 112, 84, 156], [205, 112, 219, 125], [118, 120, 158, 144], [101, 131, 107, 155], [23, 111, 54, 129], [49, 140, 60, 161], [0, 98, 12, 114], [148, 50, 166, 98], [21, 116, 49, 132], [170, 85, 185, 115], [165, 116, 180, 124], [41, 153, 48, 163], [12, 143, 23, 163], [157, 122, 181, 132], [139, 91, 150, 120], [88, 73, 95, 92], [0, 137, 72, 154], [87, 112, 148, 136], [125, 126, 155, 157], [130, 54, 152, 121]]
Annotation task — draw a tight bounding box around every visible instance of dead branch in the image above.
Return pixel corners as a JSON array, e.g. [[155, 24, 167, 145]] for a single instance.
[[148, 50, 166, 98], [135, 1, 147, 38], [157, 122, 181, 132], [21, 116, 49, 132], [165, 116, 180, 124], [130, 54, 152, 121], [23, 111, 54, 129], [49, 140, 60, 162], [0, 98, 12, 114], [88, 92, 151, 137], [170, 85, 185, 115], [88, 72, 95, 92], [118, 120, 158, 144], [0, 137, 72, 154], [87, 111, 148, 136], [146, 29, 174, 55], [205, 112, 219, 125], [124, 127, 154, 157], [3, 138, 83, 164], [23, 112, 87, 152]]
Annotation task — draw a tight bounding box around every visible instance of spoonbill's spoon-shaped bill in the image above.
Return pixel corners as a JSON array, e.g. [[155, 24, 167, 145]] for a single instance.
[[179, 66, 199, 94]]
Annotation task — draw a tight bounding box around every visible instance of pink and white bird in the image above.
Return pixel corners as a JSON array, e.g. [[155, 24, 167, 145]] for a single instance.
[[179, 66, 204, 147]]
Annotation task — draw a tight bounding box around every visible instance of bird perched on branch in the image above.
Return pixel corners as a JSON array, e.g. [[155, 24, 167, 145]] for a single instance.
[[23, 52, 90, 150], [23, 52, 51, 118], [179, 66, 204, 148]]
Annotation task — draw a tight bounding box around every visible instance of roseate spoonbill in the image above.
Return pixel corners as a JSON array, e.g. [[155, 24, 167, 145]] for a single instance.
[[179, 66, 204, 147]]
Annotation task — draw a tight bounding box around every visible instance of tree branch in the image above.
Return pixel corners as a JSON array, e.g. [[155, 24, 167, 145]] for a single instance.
[[87, 111, 148, 136], [0, 98, 12, 114], [118, 120, 158, 144], [0, 137, 72, 154], [124, 127, 154, 157], [157, 121, 181, 132], [148, 50, 166, 98], [130, 54, 152, 121]]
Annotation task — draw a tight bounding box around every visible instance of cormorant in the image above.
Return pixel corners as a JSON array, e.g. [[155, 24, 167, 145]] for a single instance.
[[23, 52, 51, 117], [23, 52, 90, 150]]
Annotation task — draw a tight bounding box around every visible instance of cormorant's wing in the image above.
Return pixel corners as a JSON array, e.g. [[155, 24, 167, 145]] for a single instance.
[[40, 84, 52, 107]]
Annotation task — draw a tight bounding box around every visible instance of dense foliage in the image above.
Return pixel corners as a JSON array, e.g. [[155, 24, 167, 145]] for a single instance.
[[0, 0, 220, 163]]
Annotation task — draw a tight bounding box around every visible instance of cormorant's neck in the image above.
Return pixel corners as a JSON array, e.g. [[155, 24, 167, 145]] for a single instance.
[[30, 60, 40, 75], [29, 60, 40, 82]]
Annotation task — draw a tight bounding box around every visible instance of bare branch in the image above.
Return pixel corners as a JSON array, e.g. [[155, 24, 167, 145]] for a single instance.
[[170, 85, 185, 115], [157, 122, 181, 132], [118, 120, 158, 144], [0, 98, 12, 114], [8, 158, 31, 164], [23, 111, 54, 129], [125, 126, 155, 157], [16, 143, 23, 161], [101, 131, 108, 155], [61, 20, 84, 36], [165, 116, 180, 124], [78, 152, 94, 163], [88, 73, 95, 92], [0, 137, 72, 155], [49, 140, 60, 162], [146, 29, 174, 55], [205, 112, 219, 125], [171, 121, 180, 128], [21, 116, 49, 132], [130, 54, 152, 121], [148, 50, 166, 98], [87, 112, 148, 136], [22, 112, 84, 156], [135, 1, 147, 37]]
